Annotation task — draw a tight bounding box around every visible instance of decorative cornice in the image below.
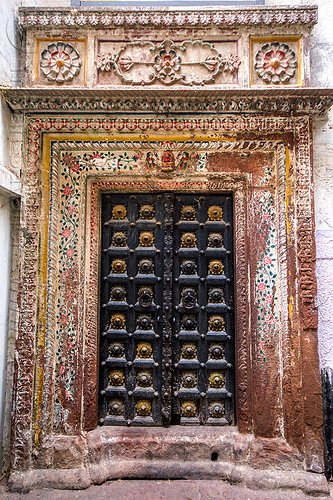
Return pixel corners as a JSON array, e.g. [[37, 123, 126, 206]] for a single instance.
[[1, 88, 333, 116], [18, 6, 318, 30]]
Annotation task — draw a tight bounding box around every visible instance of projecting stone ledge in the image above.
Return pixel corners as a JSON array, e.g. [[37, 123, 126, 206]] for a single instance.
[[1, 87, 333, 116], [7, 427, 329, 496]]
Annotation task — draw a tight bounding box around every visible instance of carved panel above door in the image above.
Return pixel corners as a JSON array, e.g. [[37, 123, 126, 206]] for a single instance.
[[96, 39, 241, 86]]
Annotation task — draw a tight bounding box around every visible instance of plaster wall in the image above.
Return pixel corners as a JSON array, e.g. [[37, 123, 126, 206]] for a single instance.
[[0, 0, 21, 474], [0, 195, 12, 470]]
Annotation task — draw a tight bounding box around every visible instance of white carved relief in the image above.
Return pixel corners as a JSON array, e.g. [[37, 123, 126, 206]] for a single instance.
[[40, 42, 81, 83], [254, 42, 297, 84], [96, 39, 240, 86]]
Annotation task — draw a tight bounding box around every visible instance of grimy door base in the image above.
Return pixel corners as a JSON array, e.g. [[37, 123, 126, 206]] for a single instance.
[[10, 116, 325, 494], [9, 427, 329, 495]]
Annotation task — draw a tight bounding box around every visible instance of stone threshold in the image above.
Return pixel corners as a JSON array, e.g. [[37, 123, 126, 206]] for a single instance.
[[8, 427, 330, 496]]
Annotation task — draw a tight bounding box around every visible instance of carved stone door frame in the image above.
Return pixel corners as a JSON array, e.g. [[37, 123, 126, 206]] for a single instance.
[[9, 114, 324, 491]]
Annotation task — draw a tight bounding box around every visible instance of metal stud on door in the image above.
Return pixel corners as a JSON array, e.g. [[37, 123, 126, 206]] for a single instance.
[[100, 193, 234, 426]]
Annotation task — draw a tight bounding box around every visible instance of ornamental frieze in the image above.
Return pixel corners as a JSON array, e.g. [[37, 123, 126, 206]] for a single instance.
[[96, 39, 240, 86], [3, 89, 333, 115], [18, 6, 318, 29]]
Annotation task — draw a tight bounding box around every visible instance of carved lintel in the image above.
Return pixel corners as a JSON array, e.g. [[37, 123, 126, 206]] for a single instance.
[[2, 88, 333, 115]]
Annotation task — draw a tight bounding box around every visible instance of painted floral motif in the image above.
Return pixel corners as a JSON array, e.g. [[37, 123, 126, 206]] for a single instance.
[[255, 42, 297, 84], [40, 42, 81, 83], [255, 190, 278, 369]]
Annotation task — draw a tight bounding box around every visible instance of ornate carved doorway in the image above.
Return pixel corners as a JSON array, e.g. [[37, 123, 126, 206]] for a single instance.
[[99, 193, 234, 426]]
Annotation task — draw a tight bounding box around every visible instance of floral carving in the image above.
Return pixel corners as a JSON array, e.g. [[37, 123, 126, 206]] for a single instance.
[[109, 286, 126, 302], [137, 314, 153, 330], [182, 343, 197, 359], [209, 372, 225, 388], [139, 231, 154, 247], [139, 205, 155, 220], [20, 8, 319, 29], [208, 206, 223, 221], [138, 259, 154, 274], [181, 315, 197, 331], [112, 204, 127, 219], [40, 42, 81, 83], [96, 39, 240, 86], [209, 344, 225, 359], [109, 400, 124, 416], [209, 315, 225, 331], [181, 205, 196, 220], [111, 259, 126, 274], [109, 370, 124, 386], [112, 232, 127, 247], [181, 372, 197, 388], [110, 313, 126, 330], [181, 233, 196, 248], [137, 342, 153, 359], [136, 400, 151, 416], [208, 233, 224, 248], [136, 371, 152, 387], [181, 260, 197, 275], [181, 401, 196, 417], [154, 47, 181, 80], [208, 288, 224, 303], [109, 342, 125, 358], [209, 260, 224, 275], [255, 42, 297, 84], [209, 401, 225, 418]]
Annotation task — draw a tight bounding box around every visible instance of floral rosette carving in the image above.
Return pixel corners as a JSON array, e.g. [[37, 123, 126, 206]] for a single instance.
[[255, 42, 297, 84], [154, 47, 181, 80], [40, 42, 81, 83]]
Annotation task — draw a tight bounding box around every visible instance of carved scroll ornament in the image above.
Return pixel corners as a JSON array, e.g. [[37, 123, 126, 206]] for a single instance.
[[96, 39, 241, 86]]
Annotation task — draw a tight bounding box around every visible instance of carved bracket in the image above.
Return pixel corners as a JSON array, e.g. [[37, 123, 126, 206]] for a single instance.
[[96, 39, 240, 86]]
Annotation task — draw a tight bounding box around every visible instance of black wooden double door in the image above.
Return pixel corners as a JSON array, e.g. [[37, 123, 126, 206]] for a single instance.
[[99, 193, 234, 426]]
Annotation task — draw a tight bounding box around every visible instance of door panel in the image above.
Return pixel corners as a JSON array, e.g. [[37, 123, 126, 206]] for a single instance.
[[99, 193, 234, 426], [172, 195, 234, 425], [100, 194, 165, 426]]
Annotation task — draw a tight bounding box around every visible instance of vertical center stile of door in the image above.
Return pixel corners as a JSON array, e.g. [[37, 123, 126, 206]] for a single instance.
[[161, 193, 174, 425]]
